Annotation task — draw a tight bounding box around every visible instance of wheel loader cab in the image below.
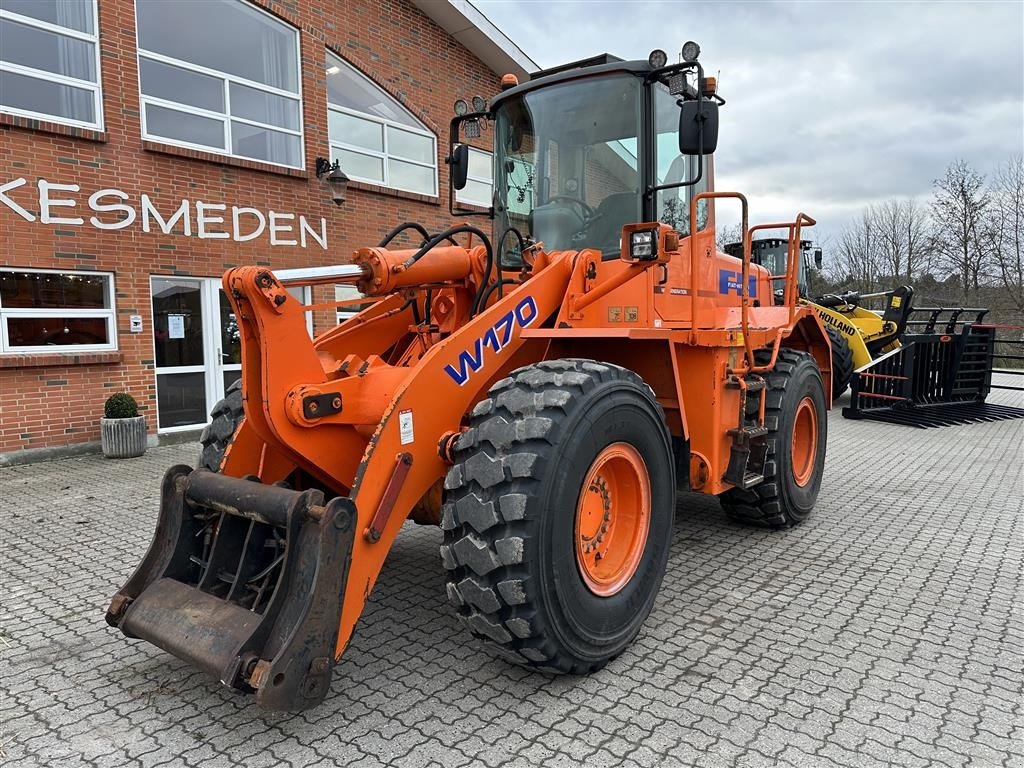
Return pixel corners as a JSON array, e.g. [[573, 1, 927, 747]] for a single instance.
[[482, 59, 712, 264]]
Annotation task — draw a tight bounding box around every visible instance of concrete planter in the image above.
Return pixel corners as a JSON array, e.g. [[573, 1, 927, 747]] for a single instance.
[[100, 416, 147, 459]]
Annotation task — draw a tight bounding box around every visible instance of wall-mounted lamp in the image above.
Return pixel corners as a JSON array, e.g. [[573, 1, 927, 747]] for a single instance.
[[315, 157, 350, 206]]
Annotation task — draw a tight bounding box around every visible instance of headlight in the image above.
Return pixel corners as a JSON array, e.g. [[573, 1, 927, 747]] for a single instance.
[[630, 229, 658, 261], [648, 49, 668, 69]]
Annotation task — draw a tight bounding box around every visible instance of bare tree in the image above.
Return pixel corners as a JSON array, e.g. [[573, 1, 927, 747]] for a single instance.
[[832, 208, 880, 290], [903, 198, 930, 281], [715, 222, 743, 251], [874, 199, 908, 281], [931, 159, 990, 301], [987, 154, 1024, 310]]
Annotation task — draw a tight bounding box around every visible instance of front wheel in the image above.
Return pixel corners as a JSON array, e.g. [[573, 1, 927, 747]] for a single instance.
[[720, 348, 827, 528], [440, 359, 675, 672]]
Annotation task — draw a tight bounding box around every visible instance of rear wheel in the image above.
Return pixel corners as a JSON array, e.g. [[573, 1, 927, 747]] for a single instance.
[[440, 359, 675, 672], [720, 348, 827, 528], [198, 379, 244, 472], [824, 324, 854, 399]]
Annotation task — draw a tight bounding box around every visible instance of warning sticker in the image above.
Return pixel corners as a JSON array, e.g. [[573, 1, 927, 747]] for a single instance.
[[399, 409, 414, 445]]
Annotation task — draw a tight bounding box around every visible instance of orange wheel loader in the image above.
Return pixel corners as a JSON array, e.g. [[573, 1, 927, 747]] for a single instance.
[[106, 45, 832, 710]]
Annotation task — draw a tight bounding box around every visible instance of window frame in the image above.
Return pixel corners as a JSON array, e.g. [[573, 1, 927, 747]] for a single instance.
[[0, 0, 104, 131], [133, 0, 304, 170], [0, 267, 117, 354], [326, 55, 438, 197], [456, 147, 493, 208]]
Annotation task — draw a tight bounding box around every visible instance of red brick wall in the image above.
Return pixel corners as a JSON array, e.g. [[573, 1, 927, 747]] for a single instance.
[[0, 0, 501, 455]]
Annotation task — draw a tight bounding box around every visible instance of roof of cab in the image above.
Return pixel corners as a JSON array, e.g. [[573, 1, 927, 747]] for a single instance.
[[490, 57, 653, 111]]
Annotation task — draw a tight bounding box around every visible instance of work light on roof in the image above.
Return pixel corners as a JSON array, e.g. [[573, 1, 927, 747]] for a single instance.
[[681, 40, 700, 62], [648, 49, 667, 69], [453, 99, 468, 116], [471, 95, 487, 112]]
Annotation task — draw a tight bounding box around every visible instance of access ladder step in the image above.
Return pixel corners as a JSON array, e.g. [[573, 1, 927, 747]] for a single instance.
[[726, 378, 765, 392], [722, 437, 768, 490], [728, 425, 768, 439]]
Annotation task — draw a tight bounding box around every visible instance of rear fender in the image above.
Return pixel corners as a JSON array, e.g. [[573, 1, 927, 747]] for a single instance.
[[782, 313, 833, 408]]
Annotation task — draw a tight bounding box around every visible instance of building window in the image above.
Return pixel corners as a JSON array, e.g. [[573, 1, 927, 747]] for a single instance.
[[0, 0, 103, 130], [326, 51, 437, 196], [456, 147, 493, 208], [135, 0, 303, 168], [0, 268, 116, 353]]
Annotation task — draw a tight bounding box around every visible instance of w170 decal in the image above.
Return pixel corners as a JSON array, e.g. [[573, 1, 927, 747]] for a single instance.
[[444, 296, 538, 386]]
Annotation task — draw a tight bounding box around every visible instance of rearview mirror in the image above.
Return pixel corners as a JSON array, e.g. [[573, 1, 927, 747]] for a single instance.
[[449, 144, 469, 190], [814, 248, 823, 269], [679, 100, 719, 155]]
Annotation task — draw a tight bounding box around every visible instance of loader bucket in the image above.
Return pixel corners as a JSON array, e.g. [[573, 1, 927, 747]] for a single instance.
[[843, 322, 1024, 427], [105, 466, 357, 711]]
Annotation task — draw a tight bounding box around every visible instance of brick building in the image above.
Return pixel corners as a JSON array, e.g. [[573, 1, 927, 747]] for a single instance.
[[0, 0, 534, 461]]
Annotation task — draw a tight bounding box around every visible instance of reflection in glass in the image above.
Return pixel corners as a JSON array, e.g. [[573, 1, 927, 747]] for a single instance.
[[152, 278, 204, 367], [156, 372, 207, 428], [139, 57, 223, 112], [0, 69, 94, 122], [145, 103, 225, 150], [219, 289, 241, 364], [0, 271, 107, 308], [6, 316, 107, 346], [223, 370, 241, 394], [136, 0, 298, 91]]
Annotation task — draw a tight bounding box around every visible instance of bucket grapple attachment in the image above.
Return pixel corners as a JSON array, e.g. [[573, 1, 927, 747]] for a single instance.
[[843, 321, 1024, 427], [105, 465, 357, 711]]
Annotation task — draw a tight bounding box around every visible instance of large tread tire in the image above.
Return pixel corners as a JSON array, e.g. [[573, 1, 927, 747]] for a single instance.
[[825, 324, 854, 399], [440, 359, 675, 673], [719, 348, 827, 529], [198, 379, 244, 472]]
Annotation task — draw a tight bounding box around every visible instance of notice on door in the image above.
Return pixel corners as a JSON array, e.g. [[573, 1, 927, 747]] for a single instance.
[[168, 314, 185, 339]]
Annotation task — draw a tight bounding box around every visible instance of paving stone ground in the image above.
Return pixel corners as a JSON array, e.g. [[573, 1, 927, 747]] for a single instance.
[[1, 378, 1022, 768]]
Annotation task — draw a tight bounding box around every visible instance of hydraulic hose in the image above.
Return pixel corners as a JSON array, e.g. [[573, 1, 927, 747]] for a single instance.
[[475, 279, 520, 314], [394, 225, 495, 317], [378, 222, 458, 249]]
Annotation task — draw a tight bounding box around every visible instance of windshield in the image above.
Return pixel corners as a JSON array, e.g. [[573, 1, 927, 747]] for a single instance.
[[493, 74, 642, 261]]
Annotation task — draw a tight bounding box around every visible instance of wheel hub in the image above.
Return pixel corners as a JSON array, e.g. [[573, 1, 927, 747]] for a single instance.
[[791, 396, 818, 487], [574, 443, 651, 597]]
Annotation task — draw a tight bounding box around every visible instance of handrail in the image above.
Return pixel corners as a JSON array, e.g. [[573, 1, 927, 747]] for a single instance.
[[690, 192, 750, 361], [699, 207, 817, 375], [745, 212, 816, 328]]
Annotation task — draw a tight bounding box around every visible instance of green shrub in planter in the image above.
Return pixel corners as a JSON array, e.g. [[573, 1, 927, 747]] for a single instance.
[[104, 392, 139, 419], [101, 392, 146, 458]]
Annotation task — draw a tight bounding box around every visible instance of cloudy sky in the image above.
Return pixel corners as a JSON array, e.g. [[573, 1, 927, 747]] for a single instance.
[[474, 0, 1024, 242]]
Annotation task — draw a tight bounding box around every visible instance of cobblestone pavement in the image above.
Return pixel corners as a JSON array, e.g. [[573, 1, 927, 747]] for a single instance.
[[2, 379, 1022, 768]]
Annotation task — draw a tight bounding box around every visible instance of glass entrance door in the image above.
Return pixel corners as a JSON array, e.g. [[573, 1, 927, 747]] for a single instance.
[[151, 277, 240, 431], [218, 288, 242, 395]]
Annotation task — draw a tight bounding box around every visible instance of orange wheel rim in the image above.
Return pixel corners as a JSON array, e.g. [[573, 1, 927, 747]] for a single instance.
[[574, 442, 651, 597], [791, 396, 818, 487]]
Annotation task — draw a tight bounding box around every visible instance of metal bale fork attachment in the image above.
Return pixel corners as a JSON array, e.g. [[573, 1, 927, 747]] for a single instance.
[[843, 308, 1024, 427], [105, 466, 357, 711]]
